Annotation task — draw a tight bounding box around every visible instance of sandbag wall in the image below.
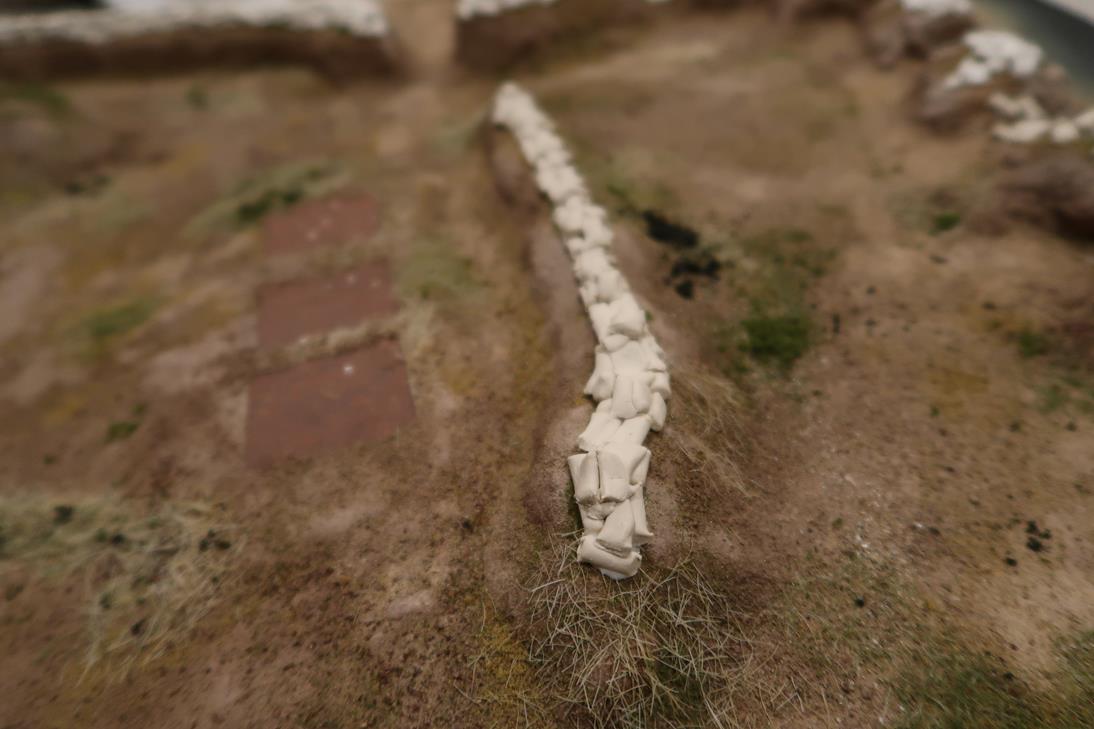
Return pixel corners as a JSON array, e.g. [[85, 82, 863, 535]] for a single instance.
[[856, 0, 1094, 140], [492, 82, 669, 579], [0, 0, 397, 80]]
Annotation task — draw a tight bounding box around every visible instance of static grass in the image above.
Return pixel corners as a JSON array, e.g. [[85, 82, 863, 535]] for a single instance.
[[778, 554, 1094, 729], [105, 420, 139, 443], [104, 404, 146, 444], [893, 633, 1094, 728], [930, 211, 962, 236], [0, 494, 240, 676], [185, 160, 350, 236], [81, 297, 159, 354], [574, 150, 678, 220], [396, 236, 480, 301], [713, 225, 837, 374], [741, 313, 811, 370], [0, 82, 72, 118], [185, 85, 209, 111], [890, 187, 968, 238], [1016, 328, 1051, 358], [528, 540, 756, 729]]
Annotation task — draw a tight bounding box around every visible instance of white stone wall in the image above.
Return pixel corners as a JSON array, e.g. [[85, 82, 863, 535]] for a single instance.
[[0, 0, 389, 44], [492, 82, 668, 580]]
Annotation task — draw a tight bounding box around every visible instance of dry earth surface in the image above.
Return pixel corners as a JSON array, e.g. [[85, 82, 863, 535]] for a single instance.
[[1, 1, 1092, 728]]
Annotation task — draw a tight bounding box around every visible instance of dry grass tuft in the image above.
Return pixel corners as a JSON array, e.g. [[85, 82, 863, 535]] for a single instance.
[[660, 367, 751, 499], [0, 494, 241, 677], [527, 536, 763, 729]]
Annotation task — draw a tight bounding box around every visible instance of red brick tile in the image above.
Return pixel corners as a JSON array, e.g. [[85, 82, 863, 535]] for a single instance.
[[257, 261, 397, 350], [264, 192, 379, 256], [245, 341, 414, 466]]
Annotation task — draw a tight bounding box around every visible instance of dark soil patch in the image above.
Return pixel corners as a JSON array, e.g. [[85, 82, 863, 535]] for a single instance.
[[642, 208, 720, 299], [643, 210, 698, 249]]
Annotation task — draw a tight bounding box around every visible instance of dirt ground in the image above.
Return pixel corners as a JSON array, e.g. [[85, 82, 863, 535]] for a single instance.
[[1, 2, 1092, 728]]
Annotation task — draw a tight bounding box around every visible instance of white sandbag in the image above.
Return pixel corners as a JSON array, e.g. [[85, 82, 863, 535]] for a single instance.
[[596, 499, 636, 556], [584, 347, 615, 402], [631, 486, 653, 545], [601, 442, 650, 485], [578, 504, 605, 534], [647, 392, 667, 431], [554, 195, 592, 235], [577, 405, 622, 452], [1051, 119, 1080, 144], [567, 452, 600, 505], [589, 303, 612, 341], [1075, 108, 1094, 133], [577, 534, 640, 579], [607, 294, 647, 338], [993, 118, 1051, 143], [610, 373, 653, 419], [610, 340, 652, 374], [901, 0, 970, 19], [590, 268, 630, 303], [574, 248, 613, 283], [651, 371, 672, 399], [610, 416, 652, 446], [597, 447, 634, 502]]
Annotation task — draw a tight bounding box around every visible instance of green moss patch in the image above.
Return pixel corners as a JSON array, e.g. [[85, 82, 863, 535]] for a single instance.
[[396, 236, 480, 301], [777, 554, 1094, 729], [740, 313, 812, 369], [712, 224, 841, 375], [1017, 328, 1052, 358], [0, 82, 72, 119], [81, 297, 159, 354], [186, 160, 350, 235]]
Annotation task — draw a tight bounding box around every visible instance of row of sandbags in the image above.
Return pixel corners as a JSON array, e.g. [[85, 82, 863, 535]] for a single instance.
[[859, 0, 1094, 141], [0, 0, 389, 45], [492, 82, 669, 579], [456, 0, 671, 21]]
